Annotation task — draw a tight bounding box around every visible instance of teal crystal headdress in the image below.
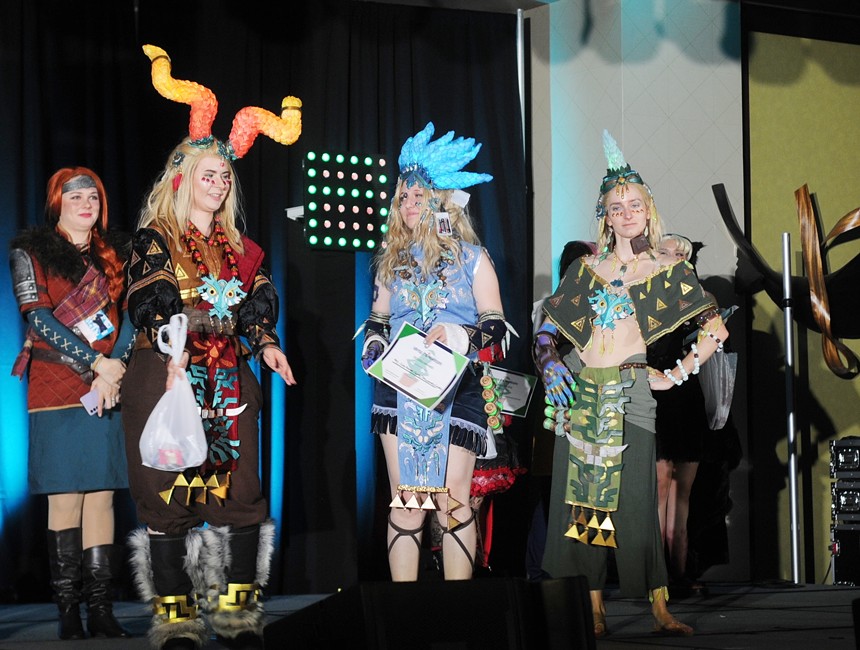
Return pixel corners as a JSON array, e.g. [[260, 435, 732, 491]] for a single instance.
[[398, 122, 493, 190], [596, 129, 647, 219]]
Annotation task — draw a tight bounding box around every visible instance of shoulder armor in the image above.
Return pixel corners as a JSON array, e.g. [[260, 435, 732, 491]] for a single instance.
[[10, 248, 38, 306]]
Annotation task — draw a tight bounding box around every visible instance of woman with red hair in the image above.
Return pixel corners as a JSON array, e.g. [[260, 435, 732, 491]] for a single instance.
[[10, 166, 134, 640]]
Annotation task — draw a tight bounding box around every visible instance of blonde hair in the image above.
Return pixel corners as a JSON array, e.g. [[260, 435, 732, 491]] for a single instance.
[[595, 182, 664, 252], [138, 138, 246, 254], [661, 233, 693, 260], [374, 181, 480, 286]]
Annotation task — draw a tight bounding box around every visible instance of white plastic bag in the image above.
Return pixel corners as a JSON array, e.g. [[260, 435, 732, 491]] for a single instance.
[[698, 350, 738, 431], [139, 314, 207, 471]]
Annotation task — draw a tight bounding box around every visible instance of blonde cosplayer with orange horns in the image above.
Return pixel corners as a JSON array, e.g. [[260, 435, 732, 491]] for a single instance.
[[123, 45, 300, 650], [534, 131, 728, 638]]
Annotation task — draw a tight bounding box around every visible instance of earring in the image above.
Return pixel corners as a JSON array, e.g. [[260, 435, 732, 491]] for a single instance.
[[644, 222, 649, 237]]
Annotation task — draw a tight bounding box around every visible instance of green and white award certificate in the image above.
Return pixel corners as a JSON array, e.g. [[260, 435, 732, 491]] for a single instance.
[[367, 322, 469, 410]]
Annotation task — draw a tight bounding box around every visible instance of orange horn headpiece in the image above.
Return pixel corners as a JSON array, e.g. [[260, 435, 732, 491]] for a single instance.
[[143, 44, 302, 159]]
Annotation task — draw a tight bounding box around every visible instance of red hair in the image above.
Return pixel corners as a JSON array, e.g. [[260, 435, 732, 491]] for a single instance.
[[44, 167, 124, 303]]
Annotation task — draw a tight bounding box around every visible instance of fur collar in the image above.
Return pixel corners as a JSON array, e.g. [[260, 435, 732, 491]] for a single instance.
[[10, 227, 130, 284]]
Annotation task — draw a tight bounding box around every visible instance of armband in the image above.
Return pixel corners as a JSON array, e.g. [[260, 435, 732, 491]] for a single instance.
[[694, 306, 721, 329]]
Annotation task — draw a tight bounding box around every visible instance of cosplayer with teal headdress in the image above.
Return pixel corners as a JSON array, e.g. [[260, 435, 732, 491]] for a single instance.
[[533, 129, 729, 638], [359, 122, 515, 582]]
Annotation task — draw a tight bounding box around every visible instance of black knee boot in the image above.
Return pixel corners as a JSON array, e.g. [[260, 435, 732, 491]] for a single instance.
[[82, 545, 131, 638], [128, 529, 208, 650], [46, 528, 85, 640]]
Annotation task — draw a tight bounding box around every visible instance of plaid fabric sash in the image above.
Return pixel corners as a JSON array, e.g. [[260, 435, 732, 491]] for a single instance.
[[12, 263, 108, 377]]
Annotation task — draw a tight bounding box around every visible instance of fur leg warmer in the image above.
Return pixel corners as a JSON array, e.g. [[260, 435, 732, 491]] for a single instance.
[[199, 520, 275, 640], [127, 528, 208, 649]]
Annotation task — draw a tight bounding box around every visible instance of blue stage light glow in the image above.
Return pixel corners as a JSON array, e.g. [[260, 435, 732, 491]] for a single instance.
[[0, 271, 30, 537], [354, 252, 375, 543]]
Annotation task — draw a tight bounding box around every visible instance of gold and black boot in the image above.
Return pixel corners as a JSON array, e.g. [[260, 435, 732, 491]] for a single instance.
[[128, 529, 208, 650], [200, 520, 275, 650]]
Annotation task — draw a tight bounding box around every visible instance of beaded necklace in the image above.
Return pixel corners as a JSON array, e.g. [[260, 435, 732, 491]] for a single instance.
[[180, 219, 240, 280]]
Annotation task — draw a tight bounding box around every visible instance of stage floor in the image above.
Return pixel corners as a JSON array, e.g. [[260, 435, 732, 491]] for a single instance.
[[0, 582, 854, 649]]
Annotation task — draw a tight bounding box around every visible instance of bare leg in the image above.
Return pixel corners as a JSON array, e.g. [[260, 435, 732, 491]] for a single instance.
[[436, 446, 477, 580], [668, 462, 699, 580], [591, 589, 607, 638], [651, 586, 694, 635], [81, 491, 115, 549], [48, 493, 84, 531], [380, 433, 425, 582], [655, 460, 673, 545]]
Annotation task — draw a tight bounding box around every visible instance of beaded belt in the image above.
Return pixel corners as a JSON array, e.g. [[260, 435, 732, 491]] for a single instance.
[[617, 361, 648, 372]]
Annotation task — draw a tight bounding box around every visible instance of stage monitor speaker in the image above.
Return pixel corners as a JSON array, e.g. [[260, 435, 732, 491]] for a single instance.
[[264, 576, 594, 649]]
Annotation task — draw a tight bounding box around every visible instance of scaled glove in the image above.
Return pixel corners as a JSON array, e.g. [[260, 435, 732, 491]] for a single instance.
[[533, 322, 576, 408], [361, 335, 386, 370]]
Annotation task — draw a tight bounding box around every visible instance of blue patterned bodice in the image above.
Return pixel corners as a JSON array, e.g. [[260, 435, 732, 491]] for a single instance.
[[389, 241, 482, 337]]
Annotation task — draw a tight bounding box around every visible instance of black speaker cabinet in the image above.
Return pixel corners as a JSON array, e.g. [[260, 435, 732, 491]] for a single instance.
[[832, 524, 860, 586], [264, 576, 595, 649]]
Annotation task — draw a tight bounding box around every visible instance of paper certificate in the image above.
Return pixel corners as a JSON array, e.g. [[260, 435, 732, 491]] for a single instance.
[[487, 366, 538, 417], [367, 322, 469, 410]]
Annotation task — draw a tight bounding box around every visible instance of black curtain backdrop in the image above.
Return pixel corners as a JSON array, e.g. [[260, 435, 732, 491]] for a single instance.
[[0, 0, 529, 597]]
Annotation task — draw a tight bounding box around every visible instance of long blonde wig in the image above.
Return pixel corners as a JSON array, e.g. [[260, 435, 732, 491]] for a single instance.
[[374, 181, 480, 286], [137, 138, 246, 254]]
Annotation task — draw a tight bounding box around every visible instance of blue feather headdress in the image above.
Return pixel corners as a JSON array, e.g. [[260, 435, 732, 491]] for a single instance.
[[398, 122, 493, 190]]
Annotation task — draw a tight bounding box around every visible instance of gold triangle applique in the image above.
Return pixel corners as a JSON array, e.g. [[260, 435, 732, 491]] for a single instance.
[[548, 295, 564, 308], [599, 515, 615, 531], [665, 280, 672, 290], [678, 299, 691, 311], [647, 315, 662, 331], [571, 317, 586, 332], [147, 240, 163, 256], [130, 251, 140, 267], [564, 524, 579, 539], [142, 262, 151, 275], [447, 496, 462, 512], [159, 488, 174, 505], [164, 259, 174, 274], [680, 282, 693, 296], [656, 298, 668, 311], [571, 294, 581, 306], [587, 514, 600, 529], [639, 290, 647, 300], [591, 532, 607, 547]]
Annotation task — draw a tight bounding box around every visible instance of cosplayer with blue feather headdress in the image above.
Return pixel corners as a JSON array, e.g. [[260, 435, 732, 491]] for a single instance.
[[357, 122, 518, 582]]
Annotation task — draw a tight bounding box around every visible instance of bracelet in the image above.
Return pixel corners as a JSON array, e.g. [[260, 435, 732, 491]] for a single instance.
[[663, 368, 684, 386], [707, 331, 724, 351], [675, 359, 689, 381], [691, 343, 700, 374], [90, 353, 105, 371]]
